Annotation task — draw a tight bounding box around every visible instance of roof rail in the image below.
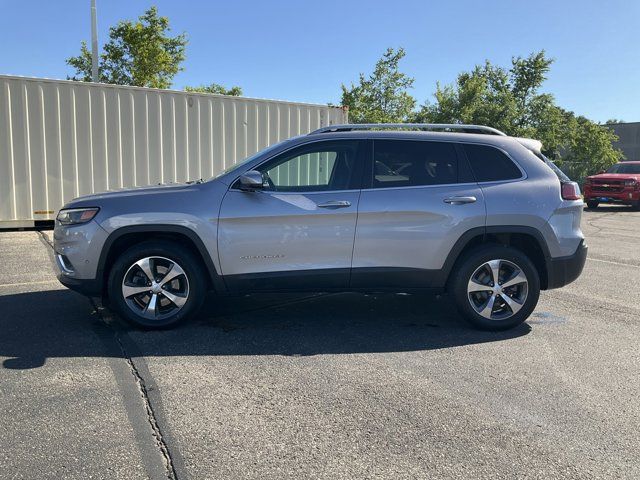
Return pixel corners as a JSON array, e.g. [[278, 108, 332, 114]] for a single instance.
[[310, 123, 507, 136]]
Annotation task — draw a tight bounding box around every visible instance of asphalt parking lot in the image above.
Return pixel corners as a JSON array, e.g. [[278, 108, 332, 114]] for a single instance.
[[1, 206, 639, 479]]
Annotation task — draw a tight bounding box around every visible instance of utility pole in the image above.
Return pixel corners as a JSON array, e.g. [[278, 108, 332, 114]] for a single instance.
[[91, 0, 99, 82]]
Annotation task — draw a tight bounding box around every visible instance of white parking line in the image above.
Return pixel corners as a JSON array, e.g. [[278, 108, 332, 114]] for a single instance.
[[0, 279, 59, 288], [589, 257, 640, 268]]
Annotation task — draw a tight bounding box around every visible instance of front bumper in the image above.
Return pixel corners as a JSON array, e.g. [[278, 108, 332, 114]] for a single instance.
[[53, 219, 108, 297], [546, 240, 588, 289], [584, 189, 640, 204], [57, 272, 103, 296]]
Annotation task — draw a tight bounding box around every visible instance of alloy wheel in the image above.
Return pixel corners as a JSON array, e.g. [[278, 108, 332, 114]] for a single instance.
[[121, 256, 190, 321], [467, 259, 528, 321]]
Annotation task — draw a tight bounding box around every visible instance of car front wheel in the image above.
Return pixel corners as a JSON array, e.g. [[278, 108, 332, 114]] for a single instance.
[[108, 241, 206, 329], [586, 201, 599, 209], [450, 245, 540, 331]]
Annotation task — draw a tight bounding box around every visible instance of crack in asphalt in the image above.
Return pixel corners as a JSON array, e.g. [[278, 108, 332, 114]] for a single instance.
[[90, 300, 180, 480], [35, 231, 181, 479], [545, 288, 640, 324], [36, 229, 54, 248], [585, 211, 617, 235]]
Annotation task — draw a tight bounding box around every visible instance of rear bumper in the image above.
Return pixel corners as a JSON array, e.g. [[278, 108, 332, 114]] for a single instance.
[[546, 240, 588, 289]]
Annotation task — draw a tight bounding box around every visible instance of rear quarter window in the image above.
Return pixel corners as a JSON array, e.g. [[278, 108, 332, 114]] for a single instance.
[[463, 144, 522, 182], [529, 150, 571, 182]]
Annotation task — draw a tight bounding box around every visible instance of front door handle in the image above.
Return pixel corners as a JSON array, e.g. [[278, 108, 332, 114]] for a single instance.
[[443, 196, 477, 205], [317, 200, 352, 209]]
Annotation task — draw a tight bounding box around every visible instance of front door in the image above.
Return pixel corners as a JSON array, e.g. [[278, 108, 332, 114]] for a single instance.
[[218, 139, 365, 291]]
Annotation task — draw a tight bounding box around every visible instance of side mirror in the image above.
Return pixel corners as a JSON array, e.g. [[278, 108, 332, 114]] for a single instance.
[[239, 170, 265, 190]]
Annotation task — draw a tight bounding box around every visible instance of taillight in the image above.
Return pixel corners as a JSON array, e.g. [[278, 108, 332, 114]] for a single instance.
[[561, 182, 581, 200]]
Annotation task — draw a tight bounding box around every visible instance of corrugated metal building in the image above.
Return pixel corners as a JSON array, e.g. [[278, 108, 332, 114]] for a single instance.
[[606, 122, 640, 161], [0, 75, 347, 228]]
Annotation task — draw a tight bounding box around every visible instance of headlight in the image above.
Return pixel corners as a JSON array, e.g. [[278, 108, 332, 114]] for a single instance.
[[56, 207, 100, 225], [624, 179, 637, 186]]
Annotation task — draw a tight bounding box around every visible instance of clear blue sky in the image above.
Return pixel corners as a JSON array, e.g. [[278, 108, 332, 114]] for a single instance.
[[1, 0, 638, 122]]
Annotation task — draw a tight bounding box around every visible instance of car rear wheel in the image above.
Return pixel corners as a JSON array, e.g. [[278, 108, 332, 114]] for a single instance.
[[108, 241, 206, 329], [586, 201, 599, 209], [450, 245, 540, 331]]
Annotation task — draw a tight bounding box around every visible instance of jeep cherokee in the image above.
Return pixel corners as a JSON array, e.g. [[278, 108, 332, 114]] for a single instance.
[[53, 124, 587, 330]]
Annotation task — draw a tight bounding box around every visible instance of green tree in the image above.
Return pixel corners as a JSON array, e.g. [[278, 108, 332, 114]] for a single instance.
[[184, 83, 243, 96], [341, 48, 416, 123], [66, 6, 187, 89], [416, 52, 554, 142], [416, 51, 622, 180], [561, 114, 623, 180]]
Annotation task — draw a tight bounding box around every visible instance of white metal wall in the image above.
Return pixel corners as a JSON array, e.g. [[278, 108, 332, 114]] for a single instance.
[[0, 75, 346, 225]]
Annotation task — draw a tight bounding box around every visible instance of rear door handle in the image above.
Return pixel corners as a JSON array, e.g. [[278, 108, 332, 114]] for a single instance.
[[317, 200, 351, 209], [443, 196, 477, 205]]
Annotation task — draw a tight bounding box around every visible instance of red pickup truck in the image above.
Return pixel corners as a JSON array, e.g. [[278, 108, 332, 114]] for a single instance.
[[584, 161, 640, 209]]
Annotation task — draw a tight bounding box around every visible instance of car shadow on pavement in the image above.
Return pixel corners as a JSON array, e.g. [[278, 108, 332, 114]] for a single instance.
[[0, 289, 530, 370]]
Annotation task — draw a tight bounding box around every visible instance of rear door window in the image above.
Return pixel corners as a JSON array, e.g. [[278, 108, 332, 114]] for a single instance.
[[463, 144, 522, 182], [371, 140, 459, 188]]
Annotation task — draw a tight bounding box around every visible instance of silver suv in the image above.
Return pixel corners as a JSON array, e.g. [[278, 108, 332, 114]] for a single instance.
[[53, 124, 587, 330]]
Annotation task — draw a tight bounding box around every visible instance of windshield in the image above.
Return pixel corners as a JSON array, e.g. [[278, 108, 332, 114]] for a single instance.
[[212, 141, 287, 179], [606, 163, 640, 174]]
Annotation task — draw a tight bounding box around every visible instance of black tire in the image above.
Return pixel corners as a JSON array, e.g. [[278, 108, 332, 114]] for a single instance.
[[586, 201, 599, 209], [631, 201, 640, 211], [449, 244, 540, 331], [107, 240, 207, 329]]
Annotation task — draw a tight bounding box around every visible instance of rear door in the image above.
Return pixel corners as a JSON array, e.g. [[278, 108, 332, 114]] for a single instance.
[[218, 139, 365, 291], [351, 138, 486, 288]]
